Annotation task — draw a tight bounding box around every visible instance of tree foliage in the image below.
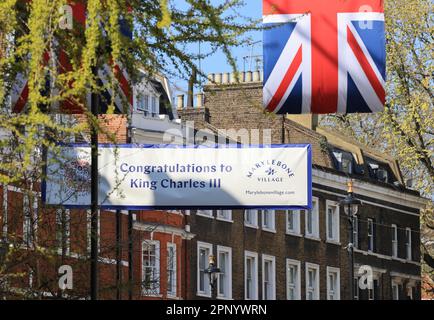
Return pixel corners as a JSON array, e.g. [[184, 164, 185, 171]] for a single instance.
[[320, 0, 433, 296]]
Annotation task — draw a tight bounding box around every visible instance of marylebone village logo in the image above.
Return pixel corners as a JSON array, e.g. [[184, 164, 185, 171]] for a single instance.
[[64, 158, 91, 194], [247, 159, 295, 183]]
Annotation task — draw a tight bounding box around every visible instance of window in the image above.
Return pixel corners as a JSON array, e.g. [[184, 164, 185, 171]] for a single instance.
[[368, 279, 378, 300], [392, 224, 398, 258], [286, 210, 301, 235], [286, 259, 301, 300], [353, 216, 359, 249], [305, 197, 319, 239], [367, 218, 375, 252], [23, 195, 35, 246], [167, 243, 177, 297], [136, 94, 149, 112], [244, 251, 258, 300], [367, 159, 390, 183], [197, 242, 212, 297], [306, 263, 320, 300], [244, 210, 258, 228], [217, 246, 232, 300], [151, 96, 158, 115], [216, 210, 232, 222], [326, 267, 340, 300], [326, 201, 340, 243], [261, 210, 275, 232], [406, 285, 414, 300], [56, 209, 71, 255], [405, 228, 412, 261], [262, 255, 276, 300], [332, 149, 354, 174], [142, 240, 160, 296], [392, 282, 399, 300], [197, 210, 213, 218], [354, 277, 360, 300]]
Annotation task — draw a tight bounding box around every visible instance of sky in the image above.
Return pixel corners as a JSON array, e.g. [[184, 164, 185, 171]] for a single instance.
[[170, 0, 263, 95]]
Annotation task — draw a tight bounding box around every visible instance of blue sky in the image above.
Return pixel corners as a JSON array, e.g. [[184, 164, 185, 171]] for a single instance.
[[170, 0, 263, 95]]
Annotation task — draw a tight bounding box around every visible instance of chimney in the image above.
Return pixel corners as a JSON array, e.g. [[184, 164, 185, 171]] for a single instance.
[[286, 114, 319, 131], [196, 93, 203, 108], [176, 94, 184, 110]]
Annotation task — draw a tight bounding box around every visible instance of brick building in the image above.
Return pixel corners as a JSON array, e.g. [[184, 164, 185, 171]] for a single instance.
[[0, 70, 427, 300], [177, 72, 426, 300]]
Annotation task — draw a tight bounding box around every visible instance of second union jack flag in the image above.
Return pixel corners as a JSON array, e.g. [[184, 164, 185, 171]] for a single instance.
[[263, 0, 386, 114]]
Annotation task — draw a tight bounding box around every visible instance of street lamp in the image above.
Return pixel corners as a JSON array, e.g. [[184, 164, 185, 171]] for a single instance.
[[205, 255, 220, 296], [339, 180, 362, 300]]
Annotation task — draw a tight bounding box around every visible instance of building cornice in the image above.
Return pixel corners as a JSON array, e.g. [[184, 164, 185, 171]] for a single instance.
[[313, 169, 428, 211]]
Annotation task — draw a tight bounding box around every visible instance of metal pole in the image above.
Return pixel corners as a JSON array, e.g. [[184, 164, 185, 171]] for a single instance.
[[116, 210, 122, 300], [90, 71, 99, 300], [128, 211, 133, 300], [348, 205, 354, 300]]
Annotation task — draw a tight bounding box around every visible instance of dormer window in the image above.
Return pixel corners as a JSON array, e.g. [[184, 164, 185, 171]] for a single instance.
[[367, 159, 390, 183], [331, 148, 354, 174], [136, 94, 149, 113]]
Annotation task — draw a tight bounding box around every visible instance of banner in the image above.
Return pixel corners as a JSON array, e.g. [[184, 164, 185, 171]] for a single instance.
[[43, 144, 312, 210], [263, 0, 385, 114]]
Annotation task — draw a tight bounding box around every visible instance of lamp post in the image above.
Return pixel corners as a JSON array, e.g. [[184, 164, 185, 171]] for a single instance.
[[339, 181, 361, 300], [205, 255, 220, 298]]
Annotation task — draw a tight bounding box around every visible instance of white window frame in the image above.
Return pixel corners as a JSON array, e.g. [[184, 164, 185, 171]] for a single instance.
[[262, 254, 276, 300], [244, 210, 258, 228], [326, 200, 340, 243], [305, 262, 320, 300], [261, 210, 276, 233], [286, 210, 301, 236], [305, 197, 319, 239], [196, 210, 213, 218], [286, 259, 301, 300], [217, 245, 232, 300], [167, 243, 177, 298], [142, 240, 161, 296], [405, 228, 412, 261], [326, 266, 341, 300], [244, 251, 258, 300], [216, 210, 233, 223], [197, 241, 212, 298], [392, 224, 398, 258], [367, 218, 374, 252]]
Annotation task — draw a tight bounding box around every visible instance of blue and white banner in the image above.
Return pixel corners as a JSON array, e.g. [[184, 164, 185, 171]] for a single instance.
[[43, 144, 312, 210]]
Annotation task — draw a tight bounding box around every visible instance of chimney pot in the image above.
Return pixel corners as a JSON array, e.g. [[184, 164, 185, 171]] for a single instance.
[[245, 71, 252, 82]]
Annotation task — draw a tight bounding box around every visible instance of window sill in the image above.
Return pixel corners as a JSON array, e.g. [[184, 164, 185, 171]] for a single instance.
[[286, 232, 302, 238], [167, 295, 180, 300], [196, 214, 214, 219], [217, 296, 233, 300], [305, 235, 321, 242], [262, 227, 276, 234], [216, 218, 234, 223], [142, 293, 163, 298], [196, 292, 212, 298], [326, 240, 341, 246], [244, 223, 259, 229]]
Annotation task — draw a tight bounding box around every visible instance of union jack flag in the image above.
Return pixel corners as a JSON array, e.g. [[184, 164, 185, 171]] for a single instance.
[[11, 1, 132, 114], [263, 0, 386, 114]]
